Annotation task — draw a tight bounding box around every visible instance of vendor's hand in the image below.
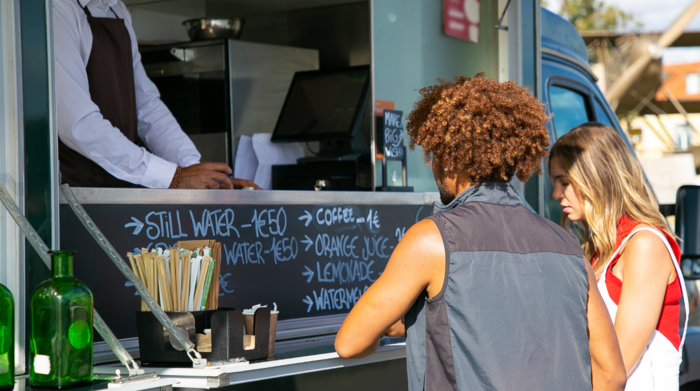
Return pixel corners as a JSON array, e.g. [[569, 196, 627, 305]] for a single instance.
[[227, 178, 262, 190], [178, 163, 233, 189]]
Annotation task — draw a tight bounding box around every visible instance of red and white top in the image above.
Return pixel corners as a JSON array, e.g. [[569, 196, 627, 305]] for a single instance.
[[594, 216, 688, 390]]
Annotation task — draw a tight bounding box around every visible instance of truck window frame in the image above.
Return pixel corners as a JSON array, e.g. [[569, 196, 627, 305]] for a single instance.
[[593, 96, 615, 127], [545, 77, 595, 140], [543, 77, 596, 222]]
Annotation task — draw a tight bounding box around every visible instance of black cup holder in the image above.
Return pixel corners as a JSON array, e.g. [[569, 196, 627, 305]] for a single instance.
[[136, 308, 271, 365]]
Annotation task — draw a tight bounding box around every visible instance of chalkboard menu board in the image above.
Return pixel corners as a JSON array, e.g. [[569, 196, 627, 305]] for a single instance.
[[60, 203, 431, 340]]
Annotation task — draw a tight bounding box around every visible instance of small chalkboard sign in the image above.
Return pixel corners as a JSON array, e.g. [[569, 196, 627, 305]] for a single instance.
[[383, 109, 404, 160], [377, 110, 412, 191]]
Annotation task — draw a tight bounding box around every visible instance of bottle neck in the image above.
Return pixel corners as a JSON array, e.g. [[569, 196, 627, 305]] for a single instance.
[[50, 251, 74, 278]]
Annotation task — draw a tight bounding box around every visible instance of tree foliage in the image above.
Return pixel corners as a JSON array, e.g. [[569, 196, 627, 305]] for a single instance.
[[560, 0, 642, 31]]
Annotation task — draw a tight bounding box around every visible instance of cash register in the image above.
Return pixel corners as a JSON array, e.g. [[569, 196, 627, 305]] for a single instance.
[[270, 65, 372, 191]]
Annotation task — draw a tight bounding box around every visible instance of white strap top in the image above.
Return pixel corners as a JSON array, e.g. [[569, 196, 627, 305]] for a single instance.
[[597, 227, 689, 390]]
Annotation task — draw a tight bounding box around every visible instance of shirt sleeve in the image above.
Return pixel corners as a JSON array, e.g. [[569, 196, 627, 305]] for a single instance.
[[118, 3, 202, 168], [54, 0, 178, 189]]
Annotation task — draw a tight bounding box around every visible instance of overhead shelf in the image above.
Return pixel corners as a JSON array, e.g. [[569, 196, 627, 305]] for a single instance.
[[122, 0, 364, 18]]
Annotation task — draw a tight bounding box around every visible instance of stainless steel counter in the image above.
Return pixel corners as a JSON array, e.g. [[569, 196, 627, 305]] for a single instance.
[[94, 343, 407, 389], [93, 315, 351, 365], [59, 188, 439, 206]]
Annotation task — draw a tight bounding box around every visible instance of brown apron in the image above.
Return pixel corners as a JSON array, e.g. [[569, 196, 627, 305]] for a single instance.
[[59, 2, 140, 188]]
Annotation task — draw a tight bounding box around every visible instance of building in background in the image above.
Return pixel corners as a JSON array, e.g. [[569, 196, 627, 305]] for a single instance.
[[620, 60, 700, 205]]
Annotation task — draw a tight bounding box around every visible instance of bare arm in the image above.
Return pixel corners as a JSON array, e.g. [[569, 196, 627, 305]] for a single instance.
[[614, 231, 674, 374], [384, 319, 406, 338], [335, 220, 444, 358], [585, 260, 627, 391]]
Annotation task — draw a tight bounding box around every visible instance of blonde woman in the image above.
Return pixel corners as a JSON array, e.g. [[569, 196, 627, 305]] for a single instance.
[[549, 122, 688, 390]]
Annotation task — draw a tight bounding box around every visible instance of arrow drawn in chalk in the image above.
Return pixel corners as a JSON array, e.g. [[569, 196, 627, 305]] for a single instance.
[[302, 266, 314, 283], [298, 210, 312, 227], [124, 217, 144, 235], [303, 295, 314, 313], [301, 235, 313, 251], [124, 281, 141, 296]]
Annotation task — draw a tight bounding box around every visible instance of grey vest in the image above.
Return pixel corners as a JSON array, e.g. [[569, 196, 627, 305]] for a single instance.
[[405, 183, 591, 391]]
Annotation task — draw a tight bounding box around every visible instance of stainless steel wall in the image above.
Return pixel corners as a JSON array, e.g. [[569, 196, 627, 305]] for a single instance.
[[371, 0, 500, 192], [233, 2, 371, 70], [230, 2, 373, 149]]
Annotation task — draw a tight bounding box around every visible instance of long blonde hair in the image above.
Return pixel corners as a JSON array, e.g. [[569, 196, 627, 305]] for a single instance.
[[549, 123, 672, 276]]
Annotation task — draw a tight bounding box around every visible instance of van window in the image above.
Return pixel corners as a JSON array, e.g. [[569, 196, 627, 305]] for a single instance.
[[593, 98, 614, 128], [549, 86, 591, 139], [545, 85, 592, 223]]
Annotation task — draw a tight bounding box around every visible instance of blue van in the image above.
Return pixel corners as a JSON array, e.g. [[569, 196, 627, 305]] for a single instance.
[[540, 8, 700, 386]]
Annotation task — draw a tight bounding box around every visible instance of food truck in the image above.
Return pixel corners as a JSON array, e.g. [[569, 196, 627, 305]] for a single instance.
[[2, 0, 700, 390]]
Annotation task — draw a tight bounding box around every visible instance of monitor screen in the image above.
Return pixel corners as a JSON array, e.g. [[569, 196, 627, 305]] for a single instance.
[[271, 66, 370, 142]]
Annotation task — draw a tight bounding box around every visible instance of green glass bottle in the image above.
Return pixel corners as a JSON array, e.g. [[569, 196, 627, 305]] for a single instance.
[[30, 251, 93, 388], [0, 283, 13, 390]]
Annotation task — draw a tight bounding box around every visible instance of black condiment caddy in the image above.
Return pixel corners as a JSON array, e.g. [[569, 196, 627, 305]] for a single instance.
[[136, 307, 271, 365]]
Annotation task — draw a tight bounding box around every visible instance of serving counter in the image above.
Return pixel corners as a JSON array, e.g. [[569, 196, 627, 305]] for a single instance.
[[59, 189, 438, 390], [93, 342, 406, 389]]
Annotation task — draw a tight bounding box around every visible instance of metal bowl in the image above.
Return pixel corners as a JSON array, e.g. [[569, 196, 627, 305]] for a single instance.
[[182, 18, 244, 41]]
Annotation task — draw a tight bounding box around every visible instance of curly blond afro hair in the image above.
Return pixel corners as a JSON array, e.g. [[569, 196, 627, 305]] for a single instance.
[[406, 73, 550, 183]]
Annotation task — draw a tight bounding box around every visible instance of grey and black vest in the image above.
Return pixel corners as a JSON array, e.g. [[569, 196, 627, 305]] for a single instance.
[[405, 182, 591, 391]]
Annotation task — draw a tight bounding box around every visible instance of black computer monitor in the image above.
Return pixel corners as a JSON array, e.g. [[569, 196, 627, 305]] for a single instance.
[[271, 65, 370, 143]]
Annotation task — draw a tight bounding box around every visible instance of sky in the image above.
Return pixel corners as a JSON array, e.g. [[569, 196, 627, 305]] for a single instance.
[[544, 0, 700, 64]]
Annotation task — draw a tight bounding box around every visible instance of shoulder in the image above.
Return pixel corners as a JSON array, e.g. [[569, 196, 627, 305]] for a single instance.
[[403, 218, 443, 251], [539, 213, 581, 245], [625, 228, 672, 256], [114, 1, 134, 24], [438, 203, 583, 258], [527, 210, 584, 258], [54, 0, 81, 17], [53, 0, 88, 42], [391, 219, 444, 266], [378, 219, 445, 292], [620, 227, 674, 270]]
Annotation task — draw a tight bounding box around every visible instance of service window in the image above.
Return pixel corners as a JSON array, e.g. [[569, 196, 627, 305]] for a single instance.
[[549, 85, 592, 139]]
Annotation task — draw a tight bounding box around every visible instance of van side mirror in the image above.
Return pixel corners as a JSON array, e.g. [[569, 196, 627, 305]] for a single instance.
[[676, 185, 700, 280]]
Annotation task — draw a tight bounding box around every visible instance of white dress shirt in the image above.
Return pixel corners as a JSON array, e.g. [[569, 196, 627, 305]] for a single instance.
[[54, 0, 201, 188]]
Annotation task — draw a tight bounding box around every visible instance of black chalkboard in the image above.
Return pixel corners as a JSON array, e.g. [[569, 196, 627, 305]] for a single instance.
[[60, 202, 431, 340], [383, 109, 404, 160]]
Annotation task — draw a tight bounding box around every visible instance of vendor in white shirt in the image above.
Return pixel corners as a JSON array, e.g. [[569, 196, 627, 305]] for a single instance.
[[54, 0, 260, 190]]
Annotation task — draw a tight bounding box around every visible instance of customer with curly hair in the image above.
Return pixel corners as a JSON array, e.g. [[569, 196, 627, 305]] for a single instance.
[[335, 74, 626, 391]]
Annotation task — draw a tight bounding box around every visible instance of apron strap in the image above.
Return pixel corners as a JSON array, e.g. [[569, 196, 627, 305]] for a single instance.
[[75, 0, 120, 19], [604, 227, 690, 351], [76, 0, 93, 17]]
